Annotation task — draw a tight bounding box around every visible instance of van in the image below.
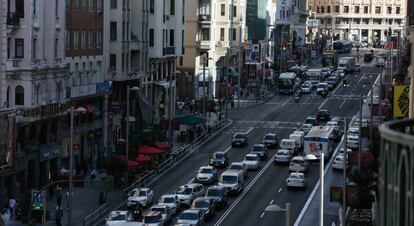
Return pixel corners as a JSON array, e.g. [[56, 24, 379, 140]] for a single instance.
[[280, 139, 297, 154], [289, 133, 304, 150], [218, 170, 244, 196]]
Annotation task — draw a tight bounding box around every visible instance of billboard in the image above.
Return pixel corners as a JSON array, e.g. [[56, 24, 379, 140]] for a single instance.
[[0, 109, 16, 176], [393, 85, 410, 118]]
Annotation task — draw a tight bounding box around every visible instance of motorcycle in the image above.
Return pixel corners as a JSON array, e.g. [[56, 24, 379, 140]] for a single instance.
[[294, 92, 301, 102]]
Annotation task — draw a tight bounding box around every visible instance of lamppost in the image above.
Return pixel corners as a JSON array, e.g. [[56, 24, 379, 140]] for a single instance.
[[125, 85, 140, 186], [264, 203, 292, 226], [202, 55, 213, 127], [304, 153, 324, 226], [68, 106, 87, 226]]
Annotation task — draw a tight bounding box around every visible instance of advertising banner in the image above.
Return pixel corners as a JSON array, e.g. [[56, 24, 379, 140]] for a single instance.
[[393, 85, 410, 118]]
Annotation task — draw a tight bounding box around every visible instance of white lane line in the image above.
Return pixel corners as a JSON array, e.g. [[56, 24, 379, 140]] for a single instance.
[[278, 188, 282, 193], [304, 97, 311, 103], [260, 212, 266, 218], [269, 200, 274, 205], [223, 146, 232, 153], [339, 99, 347, 109], [187, 178, 195, 184], [223, 127, 254, 153], [358, 73, 366, 84], [318, 97, 329, 109], [215, 154, 275, 226]]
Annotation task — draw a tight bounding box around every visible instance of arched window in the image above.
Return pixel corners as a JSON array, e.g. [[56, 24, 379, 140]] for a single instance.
[[15, 86, 24, 105]]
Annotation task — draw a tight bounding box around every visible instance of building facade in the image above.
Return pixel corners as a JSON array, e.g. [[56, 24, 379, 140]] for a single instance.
[[246, 0, 267, 41], [308, 0, 406, 44]]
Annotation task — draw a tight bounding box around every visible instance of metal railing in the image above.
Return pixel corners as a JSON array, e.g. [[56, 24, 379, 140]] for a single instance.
[[83, 202, 109, 226]]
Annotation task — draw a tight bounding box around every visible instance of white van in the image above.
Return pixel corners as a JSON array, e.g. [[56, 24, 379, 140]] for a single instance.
[[218, 170, 244, 195], [280, 139, 297, 154], [289, 133, 304, 150]]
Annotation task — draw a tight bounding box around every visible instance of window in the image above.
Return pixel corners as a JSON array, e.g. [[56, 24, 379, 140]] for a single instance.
[[82, 0, 87, 11], [89, 0, 94, 11], [233, 5, 237, 17], [55, 0, 58, 18], [363, 19, 369, 24], [110, 22, 117, 41], [170, 0, 175, 15], [97, 0, 102, 12], [364, 6, 368, 13], [200, 28, 210, 40], [387, 7, 391, 14], [334, 5, 339, 13], [33, 0, 37, 15], [355, 6, 359, 13], [150, 0, 154, 13], [232, 28, 236, 41], [221, 4, 225, 16], [375, 6, 381, 14], [89, 31, 93, 48], [73, 31, 78, 49], [388, 19, 393, 25], [309, 6, 312, 11], [169, 29, 174, 46], [73, 0, 79, 8], [220, 28, 225, 41], [396, 7, 400, 14], [327, 6, 330, 13], [65, 30, 70, 49], [110, 54, 116, 69], [15, 39, 24, 58], [344, 6, 349, 13], [316, 6, 320, 13], [111, 0, 117, 9], [96, 31, 102, 48], [54, 38, 58, 58], [321, 6, 324, 13], [66, 0, 71, 9], [81, 31, 86, 48], [149, 29, 154, 46], [179, 56, 183, 66], [32, 38, 37, 59], [15, 86, 24, 105]]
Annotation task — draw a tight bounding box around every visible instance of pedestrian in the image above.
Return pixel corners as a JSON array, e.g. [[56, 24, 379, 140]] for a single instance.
[[90, 168, 97, 184], [56, 188, 62, 208], [55, 207, 63, 226], [65, 191, 72, 210], [8, 197, 16, 220]]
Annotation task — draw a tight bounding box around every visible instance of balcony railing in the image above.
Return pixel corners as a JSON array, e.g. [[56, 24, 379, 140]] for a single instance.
[[163, 47, 175, 56], [6, 12, 21, 27], [199, 14, 211, 22]]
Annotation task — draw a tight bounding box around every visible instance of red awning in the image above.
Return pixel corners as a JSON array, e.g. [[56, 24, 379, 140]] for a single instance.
[[128, 160, 142, 168], [135, 154, 151, 162], [137, 145, 164, 155], [155, 141, 169, 151]]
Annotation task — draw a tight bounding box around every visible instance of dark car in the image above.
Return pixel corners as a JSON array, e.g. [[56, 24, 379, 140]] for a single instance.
[[204, 186, 228, 209], [231, 132, 248, 147], [316, 109, 331, 121], [191, 197, 216, 220], [250, 144, 268, 160], [262, 133, 279, 148], [304, 116, 318, 126], [209, 152, 229, 168]]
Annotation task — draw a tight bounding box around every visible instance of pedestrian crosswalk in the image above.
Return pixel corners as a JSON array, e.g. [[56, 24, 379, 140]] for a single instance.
[[225, 120, 302, 133]]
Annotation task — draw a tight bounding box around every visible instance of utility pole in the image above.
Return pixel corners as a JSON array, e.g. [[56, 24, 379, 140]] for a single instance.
[[370, 75, 374, 144], [238, 20, 243, 108], [68, 107, 74, 226], [202, 55, 206, 124], [379, 65, 383, 124], [319, 153, 324, 226], [358, 94, 362, 170], [343, 117, 348, 225]]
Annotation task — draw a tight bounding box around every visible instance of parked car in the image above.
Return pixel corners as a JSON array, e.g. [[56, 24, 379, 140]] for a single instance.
[[195, 166, 217, 184], [243, 154, 260, 170], [209, 151, 229, 168], [289, 156, 309, 172], [158, 195, 181, 215], [337, 69, 345, 78], [316, 109, 330, 121], [105, 211, 133, 226], [127, 188, 154, 209], [150, 205, 172, 223], [228, 162, 248, 178], [274, 149, 292, 164], [262, 133, 279, 148], [231, 132, 248, 147], [191, 197, 216, 220], [175, 183, 204, 206], [176, 210, 205, 226], [286, 172, 307, 189], [205, 186, 228, 209], [250, 144, 268, 160]]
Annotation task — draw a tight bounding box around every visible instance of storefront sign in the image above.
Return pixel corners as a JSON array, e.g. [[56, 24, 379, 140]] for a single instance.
[[96, 81, 111, 94], [393, 85, 410, 118], [16, 103, 68, 120]]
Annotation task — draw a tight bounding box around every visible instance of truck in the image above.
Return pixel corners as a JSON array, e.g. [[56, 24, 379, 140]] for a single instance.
[[338, 57, 356, 73], [305, 69, 323, 89], [304, 126, 335, 159]]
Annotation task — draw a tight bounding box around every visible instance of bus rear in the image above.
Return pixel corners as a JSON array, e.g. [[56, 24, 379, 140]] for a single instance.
[[278, 72, 298, 94]]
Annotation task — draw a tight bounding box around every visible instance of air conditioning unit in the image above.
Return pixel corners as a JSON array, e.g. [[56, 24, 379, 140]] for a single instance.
[[216, 41, 223, 47]]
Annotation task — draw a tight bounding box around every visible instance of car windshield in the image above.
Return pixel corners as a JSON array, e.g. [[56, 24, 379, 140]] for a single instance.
[[151, 208, 166, 214], [222, 175, 237, 183], [138, 190, 146, 196], [230, 164, 242, 170], [235, 134, 245, 139], [277, 151, 288, 155], [207, 189, 222, 196], [289, 174, 303, 179], [200, 168, 213, 173], [214, 153, 224, 159], [264, 135, 275, 140], [162, 197, 175, 203], [245, 156, 257, 161], [194, 200, 210, 208], [252, 146, 264, 152], [144, 216, 160, 223], [302, 84, 309, 88], [107, 213, 126, 221], [179, 212, 198, 220], [176, 187, 193, 195], [292, 159, 304, 164]]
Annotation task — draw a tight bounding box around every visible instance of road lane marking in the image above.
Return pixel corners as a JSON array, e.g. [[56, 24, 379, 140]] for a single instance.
[[214, 153, 275, 226], [278, 188, 282, 193], [260, 212, 266, 218], [304, 97, 311, 103], [339, 99, 347, 109], [358, 73, 366, 84], [318, 97, 329, 109], [187, 178, 194, 184], [269, 200, 274, 205], [223, 146, 232, 153]]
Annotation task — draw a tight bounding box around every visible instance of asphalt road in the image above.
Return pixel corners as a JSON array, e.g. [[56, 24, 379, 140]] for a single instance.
[[115, 49, 382, 226]]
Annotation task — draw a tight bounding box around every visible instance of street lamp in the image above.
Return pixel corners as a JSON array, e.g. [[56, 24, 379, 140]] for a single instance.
[[125, 85, 140, 187], [304, 153, 324, 226], [264, 203, 292, 226], [202, 55, 214, 127], [68, 106, 87, 226]]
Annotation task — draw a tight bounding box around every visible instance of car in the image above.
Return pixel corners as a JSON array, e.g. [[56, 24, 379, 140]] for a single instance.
[[243, 154, 260, 170], [316, 109, 330, 121], [218, 169, 244, 195], [347, 127, 359, 137], [300, 83, 312, 94], [332, 155, 346, 170], [274, 149, 292, 164], [286, 172, 307, 189], [301, 123, 313, 134], [158, 195, 181, 215], [347, 135, 359, 149], [150, 205, 172, 224], [304, 116, 318, 126], [317, 82, 329, 95], [127, 188, 154, 208], [231, 132, 248, 147], [289, 156, 309, 172], [191, 197, 216, 220], [177, 210, 205, 226], [105, 211, 133, 226], [321, 68, 331, 78], [209, 151, 229, 168], [326, 76, 339, 90], [262, 133, 279, 148], [195, 166, 217, 184], [280, 139, 298, 155], [355, 118, 369, 127], [337, 69, 345, 78], [289, 133, 304, 150], [175, 183, 204, 206], [250, 144, 268, 160], [309, 80, 319, 90], [364, 52, 373, 62], [338, 147, 352, 158], [142, 210, 164, 226], [228, 162, 248, 178], [204, 186, 228, 209]]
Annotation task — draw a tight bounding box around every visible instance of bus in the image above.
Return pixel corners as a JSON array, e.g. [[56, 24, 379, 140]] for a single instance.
[[278, 72, 300, 94], [321, 50, 338, 68], [333, 40, 352, 54], [304, 126, 335, 159]]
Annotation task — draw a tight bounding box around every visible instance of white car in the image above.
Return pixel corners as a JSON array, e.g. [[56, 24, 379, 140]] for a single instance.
[[332, 155, 346, 170], [338, 148, 352, 158], [274, 149, 292, 164], [301, 123, 313, 134], [127, 188, 154, 208], [175, 183, 204, 206], [177, 209, 205, 225], [228, 162, 248, 178], [347, 127, 359, 137], [243, 154, 260, 170], [286, 172, 307, 189], [142, 210, 164, 226], [195, 166, 217, 184], [347, 135, 359, 149], [289, 156, 309, 172], [158, 195, 181, 215], [337, 69, 345, 78], [355, 118, 369, 127], [150, 205, 172, 224], [105, 211, 133, 226], [300, 83, 312, 93]]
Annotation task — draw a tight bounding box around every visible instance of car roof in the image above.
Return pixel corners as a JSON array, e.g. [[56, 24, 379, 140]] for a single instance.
[[214, 151, 226, 154], [281, 139, 296, 142], [289, 172, 305, 177], [182, 209, 200, 214], [151, 205, 168, 209], [110, 210, 128, 215], [245, 153, 258, 157], [253, 143, 265, 147], [194, 197, 211, 202], [277, 149, 290, 153], [183, 183, 202, 188], [264, 133, 277, 136], [207, 185, 225, 190], [200, 166, 214, 169], [234, 132, 246, 135], [292, 156, 306, 161], [161, 194, 177, 198], [230, 162, 243, 166], [143, 211, 161, 217]]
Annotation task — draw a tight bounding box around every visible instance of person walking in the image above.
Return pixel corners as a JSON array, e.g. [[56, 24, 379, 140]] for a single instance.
[[8, 198, 16, 220], [55, 207, 63, 226], [90, 168, 97, 184], [56, 188, 62, 208], [65, 191, 72, 210]]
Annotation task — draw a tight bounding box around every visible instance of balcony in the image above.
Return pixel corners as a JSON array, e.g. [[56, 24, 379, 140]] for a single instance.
[[6, 59, 22, 72], [131, 40, 141, 51], [163, 47, 175, 56], [196, 40, 210, 50], [6, 12, 21, 28], [199, 14, 211, 22]]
